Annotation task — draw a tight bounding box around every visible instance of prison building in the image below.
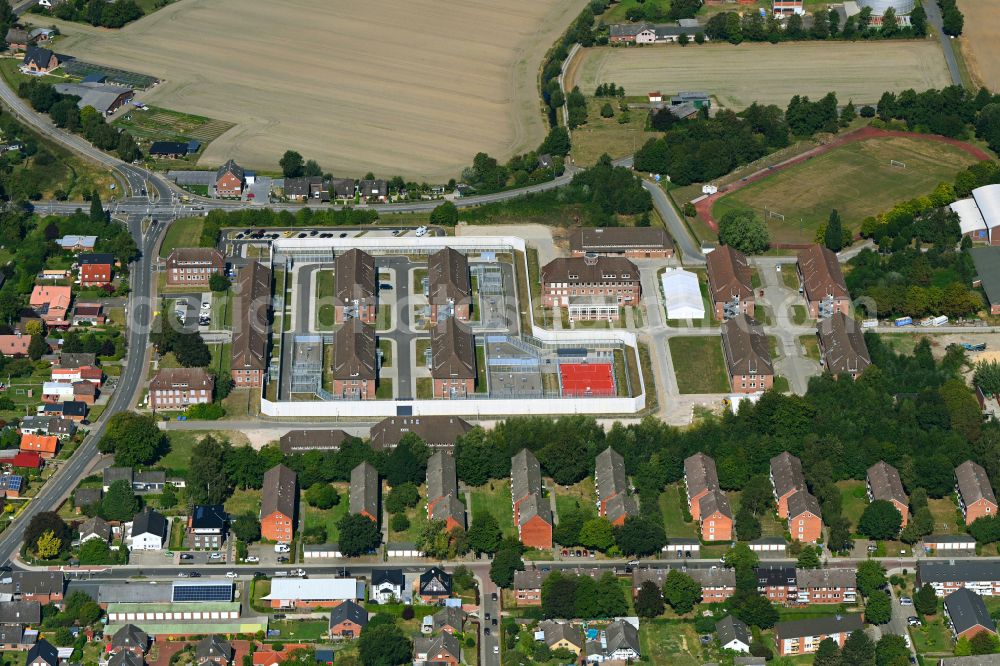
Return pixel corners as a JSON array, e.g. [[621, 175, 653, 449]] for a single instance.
[[797, 245, 850, 319], [335, 249, 377, 325], [706, 245, 754, 320]]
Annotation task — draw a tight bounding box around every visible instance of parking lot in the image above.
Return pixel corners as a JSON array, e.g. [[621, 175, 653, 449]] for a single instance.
[[164, 292, 213, 331]]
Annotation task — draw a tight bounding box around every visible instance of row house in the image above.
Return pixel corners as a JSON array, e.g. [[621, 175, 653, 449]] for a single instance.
[[511, 449, 552, 549], [699, 489, 733, 542], [12, 571, 64, 605], [795, 568, 857, 604], [757, 565, 797, 604], [775, 614, 863, 656], [917, 560, 1000, 597], [787, 489, 824, 543], [430, 318, 476, 399], [955, 460, 997, 525], [683, 452, 732, 540], [230, 261, 272, 388], [514, 567, 604, 606], [569, 226, 674, 259], [866, 461, 909, 527], [428, 247, 471, 322], [595, 446, 637, 526], [631, 567, 736, 604], [278, 429, 350, 454], [721, 314, 773, 393], [797, 245, 850, 319], [369, 415, 471, 450], [18, 415, 75, 438], [260, 464, 298, 543], [350, 461, 379, 523], [683, 452, 719, 521], [426, 452, 465, 531], [165, 248, 226, 286], [332, 319, 377, 400], [771, 451, 807, 518], [541, 255, 640, 322], [706, 245, 754, 320], [148, 367, 214, 411], [335, 249, 377, 325], [818, 312, 871, 380]]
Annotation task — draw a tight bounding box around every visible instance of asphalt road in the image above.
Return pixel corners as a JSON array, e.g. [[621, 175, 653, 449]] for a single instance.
[[643, 179, 705, 263], [923, 0, 962, 86]]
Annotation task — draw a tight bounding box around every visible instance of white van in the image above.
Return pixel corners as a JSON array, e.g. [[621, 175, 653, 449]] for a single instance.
[[274, 543, 291, 553]]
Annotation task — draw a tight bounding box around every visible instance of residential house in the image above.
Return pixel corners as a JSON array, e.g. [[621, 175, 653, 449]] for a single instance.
[[215, 160, 245, 197], [261, 578, 363, 609], [418, 567, 452, 604], [19, 433, 57, 459], [101, 467, 167, 492], [427, 247, 471, 321], [30, 285, 71, 326], [19, 416, 74, 438], [0, 625, 35, 651], [0, 474, 24, 498], [5, 27, 30, 51], [430, 318, 476, 399], [230, 261, 271, 388], [672, 92, 712, 108], [413, 632, 460, 666], [632, 567, 735, 603], [433, 606, 465, 635], [717, 616, 751, 654], [817, 313, 871, 379], [570, 226, 673, 259], [539, 620, 584, 656], [698, 489, 734, 542], [55, 235, 96, 252], [41, 381, 74, 404], [774, 614, 863, 656], [72, 379, 96, 405], [513, 569, 546, 605], [195, 636, 233, 666], [867, 461, 909, 527], [0, 599, 41, 625], [955, 460, 997, 525], [916, 560, 1000, 597], [148, 368, 214, 411], [128, 509, 167, 551], [73, 487, 101, 512], [595, 446, 637, 526], [79, 516, 111, 544], [332, 319, 377, 400], [77, 253, 114, 287], [706, 245, 754, 320], [72, 303, 105, 326], [944, 588, 997, 642], [601, 489, 637, 527], [585, 619, 640, 662], [370, 569, 405, 604], [9, 452, 42, 470], [25, 640, 58, 666], [357, 179, 388, 203], [797, 245, 850, 319], [683, 452, 719, 521], [369, 416, 471, 450], [541, 255, 640, 321], [328, 600, 368, 638], [56, 352, 96, 369], [796, 568, 857, 604], [721, 314, 773, 393], [12, 572, 64, 605], [186, 505, 227, 550], [757, 566, 798, 604], [516, 492, 553, 549], [45, 401, 87, 421], [335, 249, 377, 325], [111, 624, 149, 655], [260, 464, 298, 542], [278, 429, 350, 455], [787, 489, 823, 543], [0, 333, 30, 357], [330, 178, 355, 200], [52, 363, 103, 384], [770, 452, 807, 518], [774, 0, 805, 15], [426, 452, 465, 531], [165, 249, 226, 286], [283, 176, 330, 202], [21, 46, 58, 74], [350, 461, 379, 523]]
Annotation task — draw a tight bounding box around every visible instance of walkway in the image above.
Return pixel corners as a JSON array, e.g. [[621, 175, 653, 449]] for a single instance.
[[923, 0, 963, 86]]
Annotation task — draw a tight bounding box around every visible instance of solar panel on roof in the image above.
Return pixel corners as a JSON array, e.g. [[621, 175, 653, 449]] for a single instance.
[[171, 582, 233, 602]]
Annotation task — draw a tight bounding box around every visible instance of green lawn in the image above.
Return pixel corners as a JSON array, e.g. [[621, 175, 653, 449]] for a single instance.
[[910, 615, 955, 657], [837, 480, 869, 530], [376, 304, 391, 331], [799, 335, 821, 362], [553, 478, 598, 524], [668, 336, 730, 394], [158, 217, 206, 258], [376, 378, 393, 400], [659, 486, 698, 539], [416, 377, 432, 399], [303, 488, 350, 543], [378, 339, 393, 367], [158, 431, 202, 477], [415, 339, 431, 367], [928, 497, 962, 535], [268, 619, 330, 640], [315, 271, 335, 330], [469, 480, 516, 538], [224, 489, 261, 517], [792, 305, 807, 326], [782, 270, 800, 291], [388, 493, 428, 543], [638, 620, 703, 666], [712, 136, 980, 244], [209, 343, 231, 376], [773, 376, 790, 393], [571, 96, 651, 165]]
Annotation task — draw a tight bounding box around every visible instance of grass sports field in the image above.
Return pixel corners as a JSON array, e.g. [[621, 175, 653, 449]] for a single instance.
[[711, 136, 979, 243], [57, 0, 589, 180], [571, 41, 952, 109]]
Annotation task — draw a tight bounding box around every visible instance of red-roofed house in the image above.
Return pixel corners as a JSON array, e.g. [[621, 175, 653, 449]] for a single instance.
[[20, 433, 58, 458], [52, 365, 102, 385], [80, 263, 112, 287], [10, 451, 42, 469], [0, 334, 30, 357], [30, 285, 72, 327]]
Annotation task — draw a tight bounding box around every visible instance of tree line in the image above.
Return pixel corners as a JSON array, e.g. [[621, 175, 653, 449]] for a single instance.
[[704, 4, 927, 44], [39, 0, 143, 29]]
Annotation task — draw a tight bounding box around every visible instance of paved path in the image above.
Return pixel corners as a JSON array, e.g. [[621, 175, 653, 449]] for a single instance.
[[644, 179, 704, 263], [924, 0, 963, 86]]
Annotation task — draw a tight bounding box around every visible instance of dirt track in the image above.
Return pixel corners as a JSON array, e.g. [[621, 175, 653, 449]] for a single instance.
[[56, 0, 589, 179]]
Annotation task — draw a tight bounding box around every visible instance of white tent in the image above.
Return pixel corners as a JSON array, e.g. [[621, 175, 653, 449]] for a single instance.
[[661, 268, 704, 320]]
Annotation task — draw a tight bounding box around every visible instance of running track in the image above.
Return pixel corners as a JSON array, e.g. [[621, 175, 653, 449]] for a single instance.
[[693, 127, 992, 231]]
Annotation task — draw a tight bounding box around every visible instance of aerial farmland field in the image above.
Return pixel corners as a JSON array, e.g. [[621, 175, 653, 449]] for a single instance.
[[571, 41, 952, 109], [56, 0, 590, 179], [957, 0, 1000, 91]]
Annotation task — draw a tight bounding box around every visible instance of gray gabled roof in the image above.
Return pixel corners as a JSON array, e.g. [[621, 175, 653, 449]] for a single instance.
[[230, 261, 271, 373], [721, 314, 773, 377], [955, 460, 997, 507], [332, 318, 376, 381], [428, 247, 471, 309], [0, 600, 40, 624], [517, 492, 552, 528], [716, 615, 749, 648], [216, 159, 244, 183], [131, 509, 166, 539], [429, 492, 466, 529], [329, 599, 368, 629], [426, 451, 458, 503], [595, 447, 628, 501], [279, 429, 350, 454], [867, 461, 907, 507], [349, 461, 379, 518], [775, 614, 863, 640], [510, 448, 541, 504], [26, 639, 58, 666], [261, 464, 298, 521], [796, 568, 855, 589], [539, 620, 584, 650], [415, 631, 461, 661], [430, 317, 476, 380], [111, 623, 148, 651], [699, 489, 733, 520], [335, 248, 376, 306], [604, 620, 641, 655], [79, 516, 111, 541], [770, 452, 806, 499], [109, 652, 143, 666], [945, 587, 996, 636], [818, 313, 871, 376], [786, 489, 821, 520], [195, 635, 233, 662], [918, 560, 1000, 584], [604, 492, 638, 524], [433, 605, 465, 632], [684, 452, 719, 501]]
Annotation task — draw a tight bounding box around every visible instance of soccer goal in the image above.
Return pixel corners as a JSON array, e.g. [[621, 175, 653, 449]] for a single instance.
[[890, 160, 906, 168], [764, 208, 785, 222]]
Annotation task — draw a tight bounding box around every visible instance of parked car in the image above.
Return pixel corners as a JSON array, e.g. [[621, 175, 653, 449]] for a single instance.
[[189, 572, 202, 578], [179, 553, 193, 560], [900, 597, 913, 606], [209, 552, 222, 560], [225, 571, 238, 579], [907, 616, 920, 627], [245, 555, 260, 563]]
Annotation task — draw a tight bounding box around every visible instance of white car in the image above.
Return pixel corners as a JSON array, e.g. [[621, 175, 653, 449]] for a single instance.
[[245, 555, 260, 563], [209, 552, 222, 560], [225, 571, 238, 579], [201, 302, 211, 310], [177, 572, 189, 578], [899, 597, 913, 606], [493, 646, 499, 654], [274, 543, 291, 553], [416, 226, 428, 237]]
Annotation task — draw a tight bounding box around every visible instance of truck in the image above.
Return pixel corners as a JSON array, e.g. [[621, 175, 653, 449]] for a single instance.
[[894, 317, 912, 327], [920, 317, 935, 327], [961, 343, 987, 352], [861, 319, 878, 329], [931, 315, 949, 327]]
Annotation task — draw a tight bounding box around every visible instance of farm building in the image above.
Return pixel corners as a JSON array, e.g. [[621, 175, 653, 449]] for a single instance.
[[53, 82, 134, 116], [969, 247, 1000, 314], [660, 268, 704, 320]]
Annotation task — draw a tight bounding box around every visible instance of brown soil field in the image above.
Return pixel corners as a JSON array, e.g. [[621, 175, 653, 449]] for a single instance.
[[957, 0, 1000, 91], [56, 0, 589, 179], [572, 41, 952, 109]]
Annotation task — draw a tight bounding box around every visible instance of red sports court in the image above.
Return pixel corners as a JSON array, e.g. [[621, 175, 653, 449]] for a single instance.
[[559, 362, 615, 398]]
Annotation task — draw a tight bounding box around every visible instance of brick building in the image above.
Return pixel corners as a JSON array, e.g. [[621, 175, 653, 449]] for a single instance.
[[215, 160, 245, 197], [332, 319, 377, 400], [349, 461, 379, 522], [569, 227, 674, 259], [775, 614, 863, 656], [335, 249, 377, 325], [955, 460, 997, 525], [428, 247, 471, 322], [260, 464, 298, 543], [797, 245, 850, 319], [787, 489, 824, 543], [770, 451, 807, 518], [230, 261, 271, 388], [706, 245, 754, 320], [699, 489, 733, 542], [721, 314, 773, 393], [866, 461, 909, 527], [796, 568, 857, 604], [149, 368, 214, 411], [166, 248, 226, 286], [541, 255, 640, 321], [817, 312, 871, 379], [684, 452, 719, 521], [511, 449, 551, 548], [430, 318, 476, 399]]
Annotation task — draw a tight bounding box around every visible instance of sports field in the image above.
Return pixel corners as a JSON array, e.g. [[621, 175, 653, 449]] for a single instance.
[[711, 136, 979, 243], [571, 41, 952, 109], [57, 0, 589, 180], [957, 0, 1000, 91]]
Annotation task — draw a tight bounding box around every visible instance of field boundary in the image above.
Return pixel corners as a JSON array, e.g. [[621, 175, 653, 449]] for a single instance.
[[694, 126, 991, 233]]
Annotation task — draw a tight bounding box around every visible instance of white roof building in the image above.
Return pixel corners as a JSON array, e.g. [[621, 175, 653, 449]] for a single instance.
[[951, 184, 1000, 242], [661, 268, 705, 320], [262, 578, 364, 603]]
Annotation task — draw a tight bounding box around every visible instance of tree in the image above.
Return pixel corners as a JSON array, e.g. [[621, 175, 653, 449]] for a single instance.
[[390, 514, 409, 532], [974, 360, 1000, 395], [865, 590, 892, 625], [796, 546, 821, 569], [24, 512, 70, 555], [841, 101, 857, 126], [971, 631, 1000, 655], [858, 500, 903, 540], [160, 484, 177, 509], [63, 590, 103, 626], [723, 542, 760, 571], [735, 594, 778, 629], [305, 483, 340, 509], [841, 629, 876, 666], [910, 5, 927, 37], [279, 150, 304, 178], [663, 570, 701, 614], [358, 622, 412, 666], [718, 209, 770, 254], [579, 518, 615, 552], [813, 638, 842, 666], [875, 634, 910, 666], [99, 412, 163, 467], [28, 333, 47, 361], [89, 191, 105, 224], [955, 636, 973, 657], [173, 332, 211, 368], [856, 560, 887, 597], [429, 201, 458, 226], [385, 483, 420, 514], [538, 126, 570, 157], [635, 581, 665, 618], [338, 513, 382, 557], [382, 434, 429, 487], [78, 538, 112, 565], [600, 103, 614, 118], [233, 512, 261, 543], [596, 572, 628, 617], [101, 479, 139, 521], [209, 274, 231, 292], [740, 475, 775, 515], [613, 515, 666, 556], [186, 435, 232, 505], [35, 530, 61, 559], [825, 209, 844, 252], [467, 512, 503, 554], [490, 547, 524, 589], [303, 159, 322, 177], [914, 583, 938, 616]]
